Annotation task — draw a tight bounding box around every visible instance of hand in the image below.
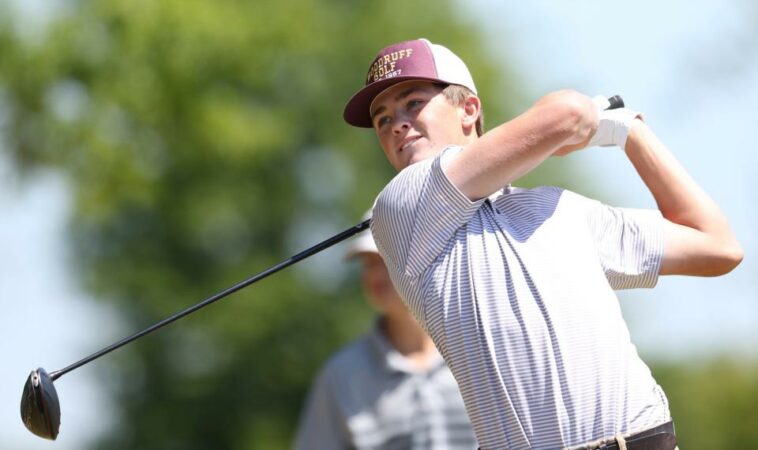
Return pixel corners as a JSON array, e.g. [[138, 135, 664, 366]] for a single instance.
[[588, 96, 643, 148], [551, 93, 602, 156]]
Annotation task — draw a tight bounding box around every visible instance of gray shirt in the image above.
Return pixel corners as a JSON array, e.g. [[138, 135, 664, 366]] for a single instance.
[[293, 319, 477, 450]]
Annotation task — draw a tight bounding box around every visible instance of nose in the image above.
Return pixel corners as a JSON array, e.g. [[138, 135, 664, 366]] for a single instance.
[[392, 115, 411, 135]]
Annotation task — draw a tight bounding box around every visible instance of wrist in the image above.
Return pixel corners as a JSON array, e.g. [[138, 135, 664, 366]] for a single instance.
[[624, 118, 647, 153]]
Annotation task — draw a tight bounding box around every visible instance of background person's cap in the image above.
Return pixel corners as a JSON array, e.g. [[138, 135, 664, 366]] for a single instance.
[[343, 38, 477, 128], [344, 209, 378, 259]]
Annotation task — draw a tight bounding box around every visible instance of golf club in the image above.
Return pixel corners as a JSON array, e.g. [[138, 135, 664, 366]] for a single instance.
[[21, 218, 370, 440], [21, 94, 625, 441]]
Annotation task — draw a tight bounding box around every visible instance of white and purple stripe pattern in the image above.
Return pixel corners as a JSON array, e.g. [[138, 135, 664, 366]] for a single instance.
[[371, 147, 670, 450]]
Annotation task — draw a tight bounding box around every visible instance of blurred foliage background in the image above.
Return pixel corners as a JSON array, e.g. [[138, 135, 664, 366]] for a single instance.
[[0, 0, 755, 449]]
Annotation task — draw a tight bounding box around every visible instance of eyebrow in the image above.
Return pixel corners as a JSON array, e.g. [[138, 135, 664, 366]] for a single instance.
[[370, 86, 426, 122]]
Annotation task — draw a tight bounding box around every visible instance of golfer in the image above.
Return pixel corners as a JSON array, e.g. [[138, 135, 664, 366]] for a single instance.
[[293, 215, 478, 450], [342, 38, 743, 450]]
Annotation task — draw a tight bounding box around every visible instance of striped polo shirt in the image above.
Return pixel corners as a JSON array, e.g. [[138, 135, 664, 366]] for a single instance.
[[294, 319, 478, 450], [371, 146, 671, 450]]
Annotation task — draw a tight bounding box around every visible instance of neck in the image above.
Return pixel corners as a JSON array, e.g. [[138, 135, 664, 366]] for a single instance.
[[380, 314, 439, 370]]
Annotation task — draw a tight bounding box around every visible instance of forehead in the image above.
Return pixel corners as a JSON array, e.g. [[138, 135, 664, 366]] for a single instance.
[[370, 80, 443, 116]]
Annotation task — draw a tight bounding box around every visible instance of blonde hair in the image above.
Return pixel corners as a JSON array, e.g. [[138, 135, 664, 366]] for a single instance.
[[441, 84, 484, 136]]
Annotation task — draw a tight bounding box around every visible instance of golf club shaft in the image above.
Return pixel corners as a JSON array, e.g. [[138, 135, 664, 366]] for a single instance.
[[50, 219, 371, 381], [49, 94, 626, 382]]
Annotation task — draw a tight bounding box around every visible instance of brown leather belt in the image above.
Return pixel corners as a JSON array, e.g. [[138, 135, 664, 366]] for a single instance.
[[567, 420, 677, 450]]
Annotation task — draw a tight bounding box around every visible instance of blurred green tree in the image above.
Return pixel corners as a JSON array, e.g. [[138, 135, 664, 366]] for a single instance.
[[0, 0, 517, 448], [652, 359, 758, 450]]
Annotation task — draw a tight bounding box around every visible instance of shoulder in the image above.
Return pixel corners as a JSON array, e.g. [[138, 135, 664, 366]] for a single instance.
[[374, 157, 436, 215], [372, 147, 482, 273], [315, 333, 379, 385], [370, 157, 437, 273], [374, 146, 466, 215]]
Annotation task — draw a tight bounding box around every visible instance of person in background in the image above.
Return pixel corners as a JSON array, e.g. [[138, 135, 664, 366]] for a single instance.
[[293, 213, 477, 450]]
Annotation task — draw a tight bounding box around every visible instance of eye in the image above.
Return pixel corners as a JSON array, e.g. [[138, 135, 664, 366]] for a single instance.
[[374, 115, 392, 129], [406, 99, 423, 110]]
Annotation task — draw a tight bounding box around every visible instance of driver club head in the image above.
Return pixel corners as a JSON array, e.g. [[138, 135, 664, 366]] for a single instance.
[[21, 368, 61, 440]]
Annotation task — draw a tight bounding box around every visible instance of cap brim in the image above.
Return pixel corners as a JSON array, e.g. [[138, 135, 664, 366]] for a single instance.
[[343, 230, 379, 260], [343, 248, 376, 261], [343, 76, 446, 128]]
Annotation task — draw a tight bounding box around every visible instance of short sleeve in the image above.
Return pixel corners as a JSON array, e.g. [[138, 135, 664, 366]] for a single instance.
[[371, 146, 485, 278], [586, 200, 665, 290]]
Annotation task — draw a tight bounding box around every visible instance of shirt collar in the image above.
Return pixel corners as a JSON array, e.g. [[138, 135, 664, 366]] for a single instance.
[[367, 317, 445, 375]]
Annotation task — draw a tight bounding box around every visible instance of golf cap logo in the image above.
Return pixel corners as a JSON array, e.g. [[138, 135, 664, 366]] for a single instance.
[[366, 48, 415, 83]]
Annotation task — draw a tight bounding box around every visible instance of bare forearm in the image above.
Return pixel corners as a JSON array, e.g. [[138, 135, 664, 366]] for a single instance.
[[625, 121, 722, 229], [624, 120, 743, 275], [447, 90, 597, 200]]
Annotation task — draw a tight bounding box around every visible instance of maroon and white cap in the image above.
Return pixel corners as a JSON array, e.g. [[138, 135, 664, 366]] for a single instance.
[[343, 38, 477, 128]]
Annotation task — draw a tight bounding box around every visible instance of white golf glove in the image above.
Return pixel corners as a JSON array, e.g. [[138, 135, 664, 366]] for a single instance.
[[588, 95, 643, 149]]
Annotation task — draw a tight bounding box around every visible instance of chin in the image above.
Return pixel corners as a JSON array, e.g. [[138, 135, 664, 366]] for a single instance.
[[408, 150, 435, 166]]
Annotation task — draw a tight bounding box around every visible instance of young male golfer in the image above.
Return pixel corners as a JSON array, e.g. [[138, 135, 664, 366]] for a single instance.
[[294, 216, 477, 449], [342, 38, 743, 450]]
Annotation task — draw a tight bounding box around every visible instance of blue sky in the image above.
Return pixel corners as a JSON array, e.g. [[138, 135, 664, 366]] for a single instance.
[[467, 0, 757, 360], [2, 0, 756, 448]]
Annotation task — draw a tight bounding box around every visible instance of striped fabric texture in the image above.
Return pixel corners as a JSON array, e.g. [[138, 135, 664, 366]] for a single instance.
[[371, 146, 671, 450], [294, 320, 478, 450]]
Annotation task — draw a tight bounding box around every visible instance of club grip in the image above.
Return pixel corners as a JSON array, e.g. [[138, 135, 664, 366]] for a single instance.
[[606, 95, 624, 110]]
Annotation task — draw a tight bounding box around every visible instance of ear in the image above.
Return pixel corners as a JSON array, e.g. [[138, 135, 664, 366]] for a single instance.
[[460, 95, 481, 134]]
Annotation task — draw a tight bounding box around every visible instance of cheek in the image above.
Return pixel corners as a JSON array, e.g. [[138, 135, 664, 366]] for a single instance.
[[376, 130, 393, 154], [418, 106, 452, 137]]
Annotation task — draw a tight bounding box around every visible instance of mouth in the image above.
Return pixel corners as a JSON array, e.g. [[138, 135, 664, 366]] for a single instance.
[[397, 136, 421, 154]]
